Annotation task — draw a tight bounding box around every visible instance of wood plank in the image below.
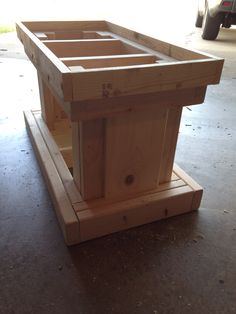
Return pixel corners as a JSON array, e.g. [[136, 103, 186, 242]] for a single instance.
[[71, 122, 81, 192], [106, 22, 215, 60], [69, 87, 207, 121], [43, 39, 119, 44], [51, 123, 73, 169], [171, 172, 179, 181], [16, 22, 73, 101], [72, 119, 105, 200], [37, 72, 55, 130], [74, 178, 186, 213], [45, 31, 113, 40], [77, 185, 194, 242], [44, 31, 111, 40], [61, 53, 156, 64], [62, 54, 157, 68], [22, 20, 108, 32], [43, 39, 123, 58], [159, 106, 183, 183], [104, 106, 168, 199], [173, 164, 203, 210], [71, 58, 223, 101], [34, 112, 82, 205], [37, 71, 70, 128], [24, 111, 80, 245], [60, 147, 73, 168]]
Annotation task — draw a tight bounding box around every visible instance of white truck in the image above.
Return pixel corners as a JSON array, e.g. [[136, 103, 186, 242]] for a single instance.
[[196, 0, 236, 39]]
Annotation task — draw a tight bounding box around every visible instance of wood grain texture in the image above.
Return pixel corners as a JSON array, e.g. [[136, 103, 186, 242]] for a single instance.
[[71, 59, 223, 101], [106, 21, 215, 61], [44, 39, 125, 58], [73, 177, 185, 213], [173, 164, 203, 210], [159, 106, 183, 183], [37, 72, 55, 130], [61, 54, 157, 68], [23, 109, 202, 245], [72, 119, 105, 200], [34, 112, 82, 205], [17, 20, 224, 104], [22, 20, 108, 32], [105, 106, 168, 199], [18, 20, 214, 245], [24, 111, 80, 245], [77, 185, 194, 242], [70, 87, 206, 121], [44, 31, 113, 40], [16, 22, 73, 101]]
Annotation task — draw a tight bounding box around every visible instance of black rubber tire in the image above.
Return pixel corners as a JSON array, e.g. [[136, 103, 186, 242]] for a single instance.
[[195, 11, 203, 28], [202, 8, 222, 40]]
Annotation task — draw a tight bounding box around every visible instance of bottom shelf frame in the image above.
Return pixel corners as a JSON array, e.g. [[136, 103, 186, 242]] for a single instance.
[[24, 110, 203, 245]]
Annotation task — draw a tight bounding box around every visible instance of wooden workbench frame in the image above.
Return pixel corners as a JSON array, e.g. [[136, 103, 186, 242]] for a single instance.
[[17, 21, 223, 245], [16, 21, 223, 104]]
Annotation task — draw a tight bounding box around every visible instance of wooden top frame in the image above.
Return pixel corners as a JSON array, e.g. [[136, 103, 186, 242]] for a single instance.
[[16, 20, 224, 102]]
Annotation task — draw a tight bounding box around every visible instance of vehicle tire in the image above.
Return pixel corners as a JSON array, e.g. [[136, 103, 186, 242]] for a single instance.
[[195, 11, 203, 27], [202, 8, 222, 40]]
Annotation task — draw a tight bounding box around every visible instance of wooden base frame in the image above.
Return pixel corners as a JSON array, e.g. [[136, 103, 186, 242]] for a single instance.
[[24, 110, 203, 245]]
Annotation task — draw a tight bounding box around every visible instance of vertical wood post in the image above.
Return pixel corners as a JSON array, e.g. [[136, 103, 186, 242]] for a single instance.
[[104, 106, 168, 199], [72, 119, 105, 201], [37, 72, 55, 130], [159, 106, 183, 183]]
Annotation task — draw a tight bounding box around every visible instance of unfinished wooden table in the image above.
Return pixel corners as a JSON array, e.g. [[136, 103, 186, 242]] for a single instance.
[[16, 21, 223, 245]]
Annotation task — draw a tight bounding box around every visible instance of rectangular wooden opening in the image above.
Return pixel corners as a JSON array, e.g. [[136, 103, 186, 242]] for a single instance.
[[61, 54, 158, 70], [34, 30, 113, 40], [43, 39, 146, 58]]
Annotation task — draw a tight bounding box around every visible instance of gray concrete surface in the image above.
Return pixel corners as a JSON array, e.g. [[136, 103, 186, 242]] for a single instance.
[[0, 26, 236, 314]]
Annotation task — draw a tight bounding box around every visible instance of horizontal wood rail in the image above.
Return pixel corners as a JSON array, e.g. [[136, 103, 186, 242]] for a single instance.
[[43, 39, 146, 57], [61, 54, 158, 68], [41, 31, 113, 40]]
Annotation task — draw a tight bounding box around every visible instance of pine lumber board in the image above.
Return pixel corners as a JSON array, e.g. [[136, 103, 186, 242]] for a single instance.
[[173, 164, 203, 210], [45, 31, 113, 40], [106, 21, 217, 61], [43, 39, 129, 58], [16, 22, 73, 101], [77, 185, 194, 242], [71, 59, 223, 101], [22, 20, 108, 32], [72, 119, 105, 200], [17, 21, 224, 104], [24, 111, 80, 245], [159, 106, 183, 183], [69, 87, 206, 121], [61, 54, 157, 68], [104, 106, 168, 199], [33, 112, 82, 204], [73, 178, 187, 213]]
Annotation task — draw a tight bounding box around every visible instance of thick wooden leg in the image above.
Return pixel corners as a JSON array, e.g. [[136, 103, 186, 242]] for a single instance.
[[72, 106, 169, 202], [72, 119, 105, 200], [159, 106, 182, 183], [37, 71, 68, 130], [37, 72, 55, 130], [105, 106, 168, 199]]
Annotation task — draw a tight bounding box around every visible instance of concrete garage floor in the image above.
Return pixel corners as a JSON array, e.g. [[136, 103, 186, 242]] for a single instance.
[[0, 26, 236, 314]]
